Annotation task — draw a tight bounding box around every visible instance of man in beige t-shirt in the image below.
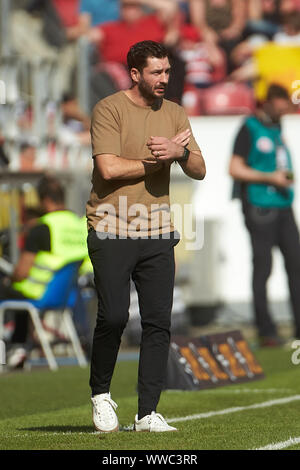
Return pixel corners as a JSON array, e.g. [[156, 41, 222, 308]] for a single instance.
[[87, 40, 206, 433]]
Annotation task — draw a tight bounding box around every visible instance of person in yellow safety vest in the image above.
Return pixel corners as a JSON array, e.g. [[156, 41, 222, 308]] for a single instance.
[[0, 175, 89, 363]]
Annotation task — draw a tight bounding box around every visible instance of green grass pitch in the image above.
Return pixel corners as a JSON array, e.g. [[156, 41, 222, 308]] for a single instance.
[[1, 346, 300, 450]]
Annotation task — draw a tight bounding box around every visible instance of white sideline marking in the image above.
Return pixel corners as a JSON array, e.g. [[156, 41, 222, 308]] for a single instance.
[[166, 388, 293, 395], [256, 436, 300, 450], [13, 431, 99, 437], [9, 395, 300, 438], [167, 394, 300, 423]]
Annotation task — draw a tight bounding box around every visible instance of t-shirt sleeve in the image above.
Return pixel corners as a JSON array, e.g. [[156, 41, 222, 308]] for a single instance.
[[232, 124, 251, 160], [176, 106, 201, 152], [24, 224, 51, 253], [91, 100, 121, 158]]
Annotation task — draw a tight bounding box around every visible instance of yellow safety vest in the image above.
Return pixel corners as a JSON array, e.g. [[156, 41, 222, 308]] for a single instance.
[[13, 210, 88, 299]]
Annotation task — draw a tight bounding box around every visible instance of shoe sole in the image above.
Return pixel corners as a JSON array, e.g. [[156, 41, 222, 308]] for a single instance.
[[95, 424, 119, 433], [134, 426, 177, 432], [135, 429, 178, 432], [92, 412, 119, 433]]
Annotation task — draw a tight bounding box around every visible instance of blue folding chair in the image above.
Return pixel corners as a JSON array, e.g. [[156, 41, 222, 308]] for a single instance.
[[0, 260, 88, 371]]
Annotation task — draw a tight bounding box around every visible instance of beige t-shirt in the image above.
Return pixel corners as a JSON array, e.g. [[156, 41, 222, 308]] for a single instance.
[[86, 90, 201, 237]]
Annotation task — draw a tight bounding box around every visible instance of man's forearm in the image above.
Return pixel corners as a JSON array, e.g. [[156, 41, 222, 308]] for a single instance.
[[229, 155, 291, 187], [231, 0, 247, 30], [12, 252, 36, 282], [178, 151, 206, 180], [230, 156, 273, 184], [231, 166, 270, 183], [94, 154, 163, 181], [189, 0, 208, 29]]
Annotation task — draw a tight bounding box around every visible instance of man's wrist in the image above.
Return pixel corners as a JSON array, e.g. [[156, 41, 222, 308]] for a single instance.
[[175, 146, 190, 162], [263, 171, 274, 184]]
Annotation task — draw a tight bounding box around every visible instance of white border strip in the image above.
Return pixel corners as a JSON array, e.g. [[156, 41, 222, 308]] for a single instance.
[[167, 395, 300, 423], [256, 436, 300, 450]]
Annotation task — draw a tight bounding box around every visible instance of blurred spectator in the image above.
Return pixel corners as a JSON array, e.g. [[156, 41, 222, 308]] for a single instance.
[[240, 0, 300, 42], [27, 0, 88, 45], [230, 35, 268, 72], [230, 10, 300, 82], [10, 0, 88, 95], [188, 0, 247, 70], [244, 0, 281, 39], [58, 93, 91, 146], [177, 0, 191, 17], [19, 144, 37, 172], [88, 0, 185, 107], [280, 0, 300, 14], [229, 84, 300, 346], [0, 175, 89, 368], [0, 134, 9, 168], [273, 10, 300, 42], [177, 23, 227, 89], [18, 206, 44, 252], [79, 0, 120, 27], [89, 0, 181, 64]]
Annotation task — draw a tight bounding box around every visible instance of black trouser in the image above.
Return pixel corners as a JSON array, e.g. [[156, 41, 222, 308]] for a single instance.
[[243, 205, 300, 339], [87, 230, 179, 419]]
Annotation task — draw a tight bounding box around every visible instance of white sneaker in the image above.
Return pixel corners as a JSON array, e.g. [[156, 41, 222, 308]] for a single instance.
[[134, 411, 177, 432], [7, 346, 27, 369], [91, 393, 119, 432]]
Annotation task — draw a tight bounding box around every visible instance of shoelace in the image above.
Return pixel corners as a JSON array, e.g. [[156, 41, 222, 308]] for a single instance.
[[149, 412, 168, 428], [94, 395, 118, 421]]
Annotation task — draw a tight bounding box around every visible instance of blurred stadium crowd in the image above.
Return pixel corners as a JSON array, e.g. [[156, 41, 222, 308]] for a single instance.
[[1, 0, 300, 171]]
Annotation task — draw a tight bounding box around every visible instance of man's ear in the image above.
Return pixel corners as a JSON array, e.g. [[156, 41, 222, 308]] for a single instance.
[[130, 67, 140, 85]]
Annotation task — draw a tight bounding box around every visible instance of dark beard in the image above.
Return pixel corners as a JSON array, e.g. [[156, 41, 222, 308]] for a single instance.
[[138, 77, 166, 105]]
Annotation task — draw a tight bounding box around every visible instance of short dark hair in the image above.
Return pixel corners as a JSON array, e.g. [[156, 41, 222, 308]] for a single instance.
[[37, 175, 65, 204], [266, 84, 290, 101], [127, 40, 169, 73]]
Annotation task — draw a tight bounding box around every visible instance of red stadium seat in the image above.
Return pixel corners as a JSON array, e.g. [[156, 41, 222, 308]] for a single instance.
[[202, 82, 256, 115]]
